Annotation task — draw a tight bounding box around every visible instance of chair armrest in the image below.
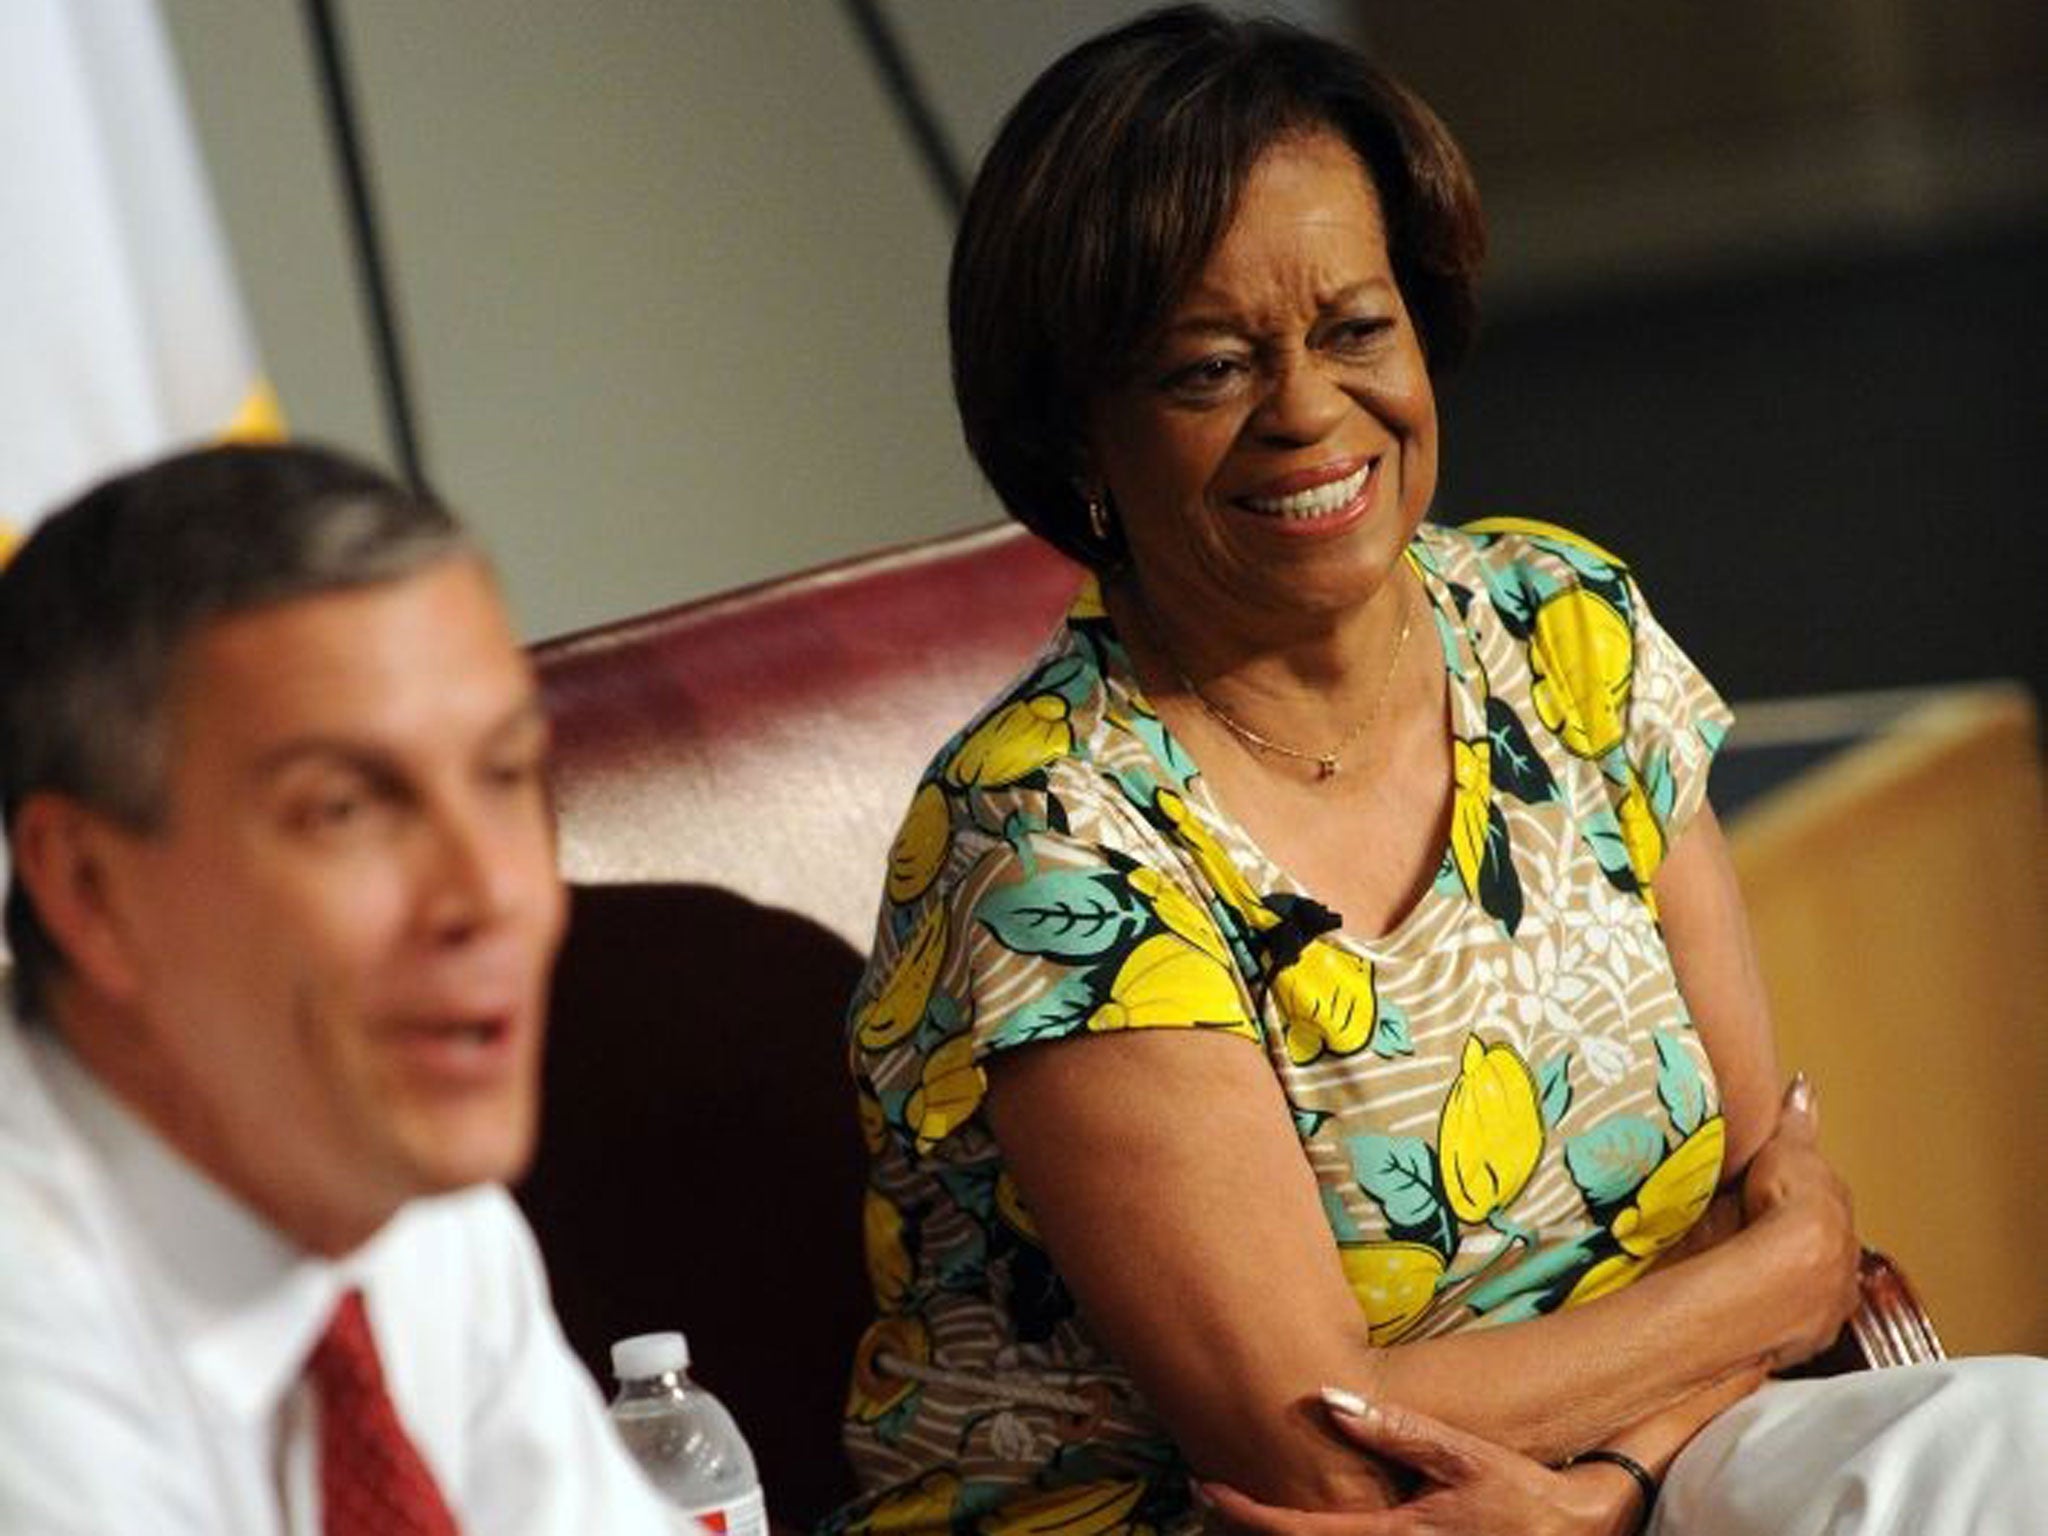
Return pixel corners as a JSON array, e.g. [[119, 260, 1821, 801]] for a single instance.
[[1782, 1247, 1946, 1378], [1847, 1247, 1946, 1368]]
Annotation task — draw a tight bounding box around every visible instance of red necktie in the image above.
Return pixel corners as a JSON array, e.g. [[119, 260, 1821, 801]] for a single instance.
[[308, 1288, 462, 1536]]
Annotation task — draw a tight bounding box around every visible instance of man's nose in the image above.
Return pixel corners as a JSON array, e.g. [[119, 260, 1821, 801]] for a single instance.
[[418, 801, 532, 941]]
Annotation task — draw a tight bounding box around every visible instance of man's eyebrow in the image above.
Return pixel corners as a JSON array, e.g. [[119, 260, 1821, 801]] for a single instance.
[[247, 696, 549, 783], [247, 738, 398, 786]]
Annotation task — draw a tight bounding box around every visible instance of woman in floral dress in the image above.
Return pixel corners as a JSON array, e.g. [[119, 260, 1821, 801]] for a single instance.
[[834, 9, 2047, 1534]]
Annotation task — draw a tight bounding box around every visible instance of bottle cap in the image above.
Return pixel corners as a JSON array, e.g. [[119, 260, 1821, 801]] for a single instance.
[[610, 1331, 690, 1381]]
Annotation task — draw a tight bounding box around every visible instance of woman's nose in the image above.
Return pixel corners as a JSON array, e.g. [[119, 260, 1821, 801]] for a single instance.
[[1251, 357, 1350, 445]]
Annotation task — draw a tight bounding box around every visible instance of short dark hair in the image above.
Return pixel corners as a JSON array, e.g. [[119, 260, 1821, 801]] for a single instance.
[[950, 3, 1486, 570], [0, 441, 471, 1018]]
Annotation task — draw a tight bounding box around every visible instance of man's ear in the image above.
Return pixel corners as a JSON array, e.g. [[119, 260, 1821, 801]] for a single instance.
[[10, 793, 149, 1005]]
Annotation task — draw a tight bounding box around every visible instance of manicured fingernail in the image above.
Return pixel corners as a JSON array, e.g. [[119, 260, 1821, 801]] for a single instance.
[[1320, 1384, 1371, 1418], [1786, 1072, 1812, 1113], [1190, 1481, 1217, 1509]]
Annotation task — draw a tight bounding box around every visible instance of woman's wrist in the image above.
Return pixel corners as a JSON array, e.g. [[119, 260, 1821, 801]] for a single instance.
[[1558, 1453, 1657, 1536]]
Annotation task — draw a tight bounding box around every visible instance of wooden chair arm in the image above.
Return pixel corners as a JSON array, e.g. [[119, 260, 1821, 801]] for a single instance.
[[1784, 1247, 1946, 1378], [1848, 1247, 1946, 1368]]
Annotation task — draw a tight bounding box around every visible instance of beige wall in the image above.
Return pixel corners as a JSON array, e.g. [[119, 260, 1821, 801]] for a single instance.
[[161, 1, 2043, 640], [162, 1, 985, 640]]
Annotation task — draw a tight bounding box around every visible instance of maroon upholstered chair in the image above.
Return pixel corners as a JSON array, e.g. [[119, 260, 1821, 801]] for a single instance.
[[517, 520, 1939, 1525], [518, 523, 1082, 1527]]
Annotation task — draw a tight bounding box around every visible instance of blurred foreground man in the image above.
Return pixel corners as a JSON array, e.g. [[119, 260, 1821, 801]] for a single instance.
[[0, 445, 672, 1532]]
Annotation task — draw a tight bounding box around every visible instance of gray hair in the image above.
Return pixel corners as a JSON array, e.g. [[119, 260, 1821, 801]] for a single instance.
[[0, 442, 474, 1018]]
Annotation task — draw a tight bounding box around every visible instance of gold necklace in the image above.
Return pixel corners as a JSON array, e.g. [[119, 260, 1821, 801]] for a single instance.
[[1172, 577, 1415, 781]]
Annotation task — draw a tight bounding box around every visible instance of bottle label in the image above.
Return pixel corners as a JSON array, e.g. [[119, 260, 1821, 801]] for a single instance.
[[679, 1485, 767, 1536]]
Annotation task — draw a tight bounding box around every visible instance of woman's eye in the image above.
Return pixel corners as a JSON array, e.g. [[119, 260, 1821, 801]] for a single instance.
[[1162, 355, 1247, 401], [1327, 318, 1392, 353]]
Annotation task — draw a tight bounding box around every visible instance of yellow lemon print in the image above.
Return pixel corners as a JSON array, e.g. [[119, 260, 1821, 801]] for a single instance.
[[1565, 1116, 1726, 1309], [1439, 1035, 1545, 1224], [849, 1314, 931, 1423], [864, 1189, 913, 1309], [1459, 516, 1627, 569], [945, 693, 1073, 787], [1272, 940, 1378, 1065], [1449, 737, 1492, 895], [1087, 931, 1253, 1035], [979, 1478, 1146, 1536], [1155, 788, 1278, 931], [849, 1470, 963, 1536], [995, 1169, 1041, 1242], [907, 1032, 987, 1152], [1616, 779, 1665, 887], [1126, 866, 1233, 966], [886, 783, 951, 904], [1340, 1240, 1446, 1345], [1530, 588, 1633, 759], [1563, 1250, 1646, 1308], [855, 903, 948, 1050], [857, 1085, 888, 1154], [1613, 1115, 1724, 1259]]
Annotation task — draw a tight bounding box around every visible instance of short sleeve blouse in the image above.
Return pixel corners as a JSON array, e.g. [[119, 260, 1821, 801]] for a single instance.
[[836, 519, 1735, 1535]]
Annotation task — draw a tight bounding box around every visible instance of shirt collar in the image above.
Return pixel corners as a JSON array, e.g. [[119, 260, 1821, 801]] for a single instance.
[[25, 1030, 358, 1426]]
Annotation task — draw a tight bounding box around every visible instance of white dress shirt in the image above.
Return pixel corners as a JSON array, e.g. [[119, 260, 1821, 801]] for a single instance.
[[0, 1011, 678, 1534]]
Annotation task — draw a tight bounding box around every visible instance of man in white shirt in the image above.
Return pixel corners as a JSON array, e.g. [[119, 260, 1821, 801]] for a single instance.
[[0, 444, 676, 1533]]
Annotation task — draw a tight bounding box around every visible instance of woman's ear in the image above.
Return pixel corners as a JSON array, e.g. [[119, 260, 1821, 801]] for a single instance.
[[9, 793, 149, 1006]]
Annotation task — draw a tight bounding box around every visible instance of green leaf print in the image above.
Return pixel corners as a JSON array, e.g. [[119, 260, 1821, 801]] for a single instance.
[[978, 872, 1147, 960], [1479, 802, 1525, 934], [1293, 1103, 1334, 1140], [1538, 1051, 1574, 1129], [1367, 1002, 1413, 1059], [1643, 745, 1677, 824], [1580, 802, 1644, 895], [1464, 1230, 1606, 1314], [1122, 706, 1197, 789], [873, 1395, 920, 1446], [1320, 1184, 1362, 1243], [1529, 533, 1619, 588], [1564, 1115, 1666, 1212], [1479, 559, 1538, 635], [1431, 607, 1469, 681], [1486, 697, 1559, 806], [1030, 651, 1095, 709], [1654, 1029, 1708, 1136], [1347, 1133, 1456, 1259], [936, 1163, 999, 1222], [1112, 766, 1161, 810], [1001, 812, 1047, 877], [990, 970, 1102, 1049]]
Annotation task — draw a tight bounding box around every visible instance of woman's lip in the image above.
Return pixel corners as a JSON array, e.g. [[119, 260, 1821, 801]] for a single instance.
[[1236, 455, 1374, 503], [1230, 457, 1379, 532]]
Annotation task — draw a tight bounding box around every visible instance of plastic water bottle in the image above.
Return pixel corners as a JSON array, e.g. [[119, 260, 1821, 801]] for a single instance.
[[608, 1332, 768, 1536]]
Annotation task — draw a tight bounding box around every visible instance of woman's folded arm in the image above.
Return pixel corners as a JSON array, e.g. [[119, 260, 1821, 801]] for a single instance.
[[986, 1023, 1853, 1511]]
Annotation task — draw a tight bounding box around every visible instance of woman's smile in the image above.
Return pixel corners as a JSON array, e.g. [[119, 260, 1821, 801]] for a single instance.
[[1232, 455, 1378, 533]]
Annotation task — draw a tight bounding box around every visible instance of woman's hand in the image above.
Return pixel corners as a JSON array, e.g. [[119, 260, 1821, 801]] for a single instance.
[[1735, 1075, 1860, 1368], [1198, 1390, 1639, 1536]]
